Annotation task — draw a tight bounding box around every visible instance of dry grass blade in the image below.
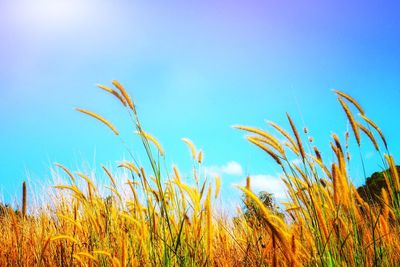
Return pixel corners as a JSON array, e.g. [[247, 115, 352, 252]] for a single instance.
[[359, 113, 388, 149], [233, 125, 281, 147], [51, 235, 79, 243], [267, 120, 298, 150], [97, 84, 127, 107], [385, 154, 400, 191], [247, 136, 282, 165], [286, 113, 306, 160], [197, 150, 203, 164], [215, 176, 221, 199], [102, 165, 117, 188], [118, 161, 141, 176], [334, 89, 365, 114], [182, 138, 197, 159], [135, 130, 164, 156], [237, 186, 294, 261], [357, 122, 379, 151], [337, 97, 360, 146], [76, 108, 119, 135], [112, 80, 135, 111], [247, 135, 284, 155], [54, 163, 76, 184]]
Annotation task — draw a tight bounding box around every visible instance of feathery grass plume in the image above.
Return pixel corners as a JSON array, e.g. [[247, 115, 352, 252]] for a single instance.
[[313, 147, 322, 162], [215, 176, 221, 199], [197, 150, 203, 164], [96, 83, 127, 107], [233, 125, 283, 154], [385, 154, 400, 191], [111, 80, 135, 111], [118, 161, 141, 177], [53, 185, 86, 200], [337, 97, 360, 146], [182, 138, 197, 159], [247, 136, 282, 166], [4, 83, 400, 266], [93, 250, 113, 262], [331, 138, 347, 178], [54, 163, 76, 184], [247, 135, 285, 155], [135, 130, 164, 156], [76, 108, 119, 135], [359, 113, 388, 149], [238, 186, 294, 261], [357, 122, 379, 150], [332, 133, 343, 153], [76, 172, 95, 188], [334, 89, 365, 115], [206, 187, 213, 259], [22, 181, 27, 218], [286, 113, 306, 160], [76, 252, 98, 264], [382, 172, 394, 202], [332, 163, 340, 205], [267, 120, 298, 148], [381, 188, 390, 221], [50, 235, 79, 243], [102, 165, 117, 188], [315, 204, 329, 241], [57, 214, 83, 231], [72, 255, 85, 266]]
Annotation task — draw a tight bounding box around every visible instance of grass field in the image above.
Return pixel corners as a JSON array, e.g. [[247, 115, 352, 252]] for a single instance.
[[1, 81, 399, 266]]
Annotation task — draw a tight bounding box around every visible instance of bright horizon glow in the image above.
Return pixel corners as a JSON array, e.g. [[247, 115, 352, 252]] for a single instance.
[[1, 1, 399, 207]]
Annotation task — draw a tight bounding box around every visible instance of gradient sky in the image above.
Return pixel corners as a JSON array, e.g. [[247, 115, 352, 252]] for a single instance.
[[1, 0, 399, 206]]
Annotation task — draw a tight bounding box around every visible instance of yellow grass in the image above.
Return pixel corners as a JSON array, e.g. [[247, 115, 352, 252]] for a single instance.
[[1, 84, 399, 266]]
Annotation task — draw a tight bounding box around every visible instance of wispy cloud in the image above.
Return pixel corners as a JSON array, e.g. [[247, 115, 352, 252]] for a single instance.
[[204, 161, 243, 177]]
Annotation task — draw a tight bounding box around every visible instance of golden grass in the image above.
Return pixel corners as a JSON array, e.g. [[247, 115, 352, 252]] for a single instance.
[[76, 108, 119, 135], [1, 84, 400, 266]]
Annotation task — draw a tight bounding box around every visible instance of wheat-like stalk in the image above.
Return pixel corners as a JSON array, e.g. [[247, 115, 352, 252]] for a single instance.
[[76, 108, 119, 135], [182, 138, 197, 159], [286, 113, 306, 160], [112, 80, 135, 111], [359, 113, 388, 149], [334, 89, 365, 114], [97, 83, 127, 107], [135, 130, 165, 156], [22, 181, 27, 218], [337, 97, 360, 146]]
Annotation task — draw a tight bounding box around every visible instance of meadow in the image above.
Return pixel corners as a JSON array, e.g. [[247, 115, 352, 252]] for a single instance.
[[0, 81, 399, 266]]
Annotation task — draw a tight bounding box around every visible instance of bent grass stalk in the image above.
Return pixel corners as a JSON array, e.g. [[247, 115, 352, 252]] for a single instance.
[[1, 82, 399, 266]]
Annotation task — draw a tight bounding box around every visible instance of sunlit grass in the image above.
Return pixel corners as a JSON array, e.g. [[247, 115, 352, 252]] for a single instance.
[[0, 82, 399, 266]]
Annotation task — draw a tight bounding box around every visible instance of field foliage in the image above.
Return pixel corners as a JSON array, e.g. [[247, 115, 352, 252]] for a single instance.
[[1, 82, 399, 266]]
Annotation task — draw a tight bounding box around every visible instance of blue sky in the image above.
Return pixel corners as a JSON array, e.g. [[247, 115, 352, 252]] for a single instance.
[[1, 0, 399, 205]]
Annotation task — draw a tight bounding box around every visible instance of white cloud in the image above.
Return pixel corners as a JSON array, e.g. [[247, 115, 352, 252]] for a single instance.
[[235, 174, 287, 200], [204, 161, 243, 177]]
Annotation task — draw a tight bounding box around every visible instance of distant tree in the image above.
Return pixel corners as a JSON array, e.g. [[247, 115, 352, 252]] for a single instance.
[[239, 191, 283, 227], [357, 166, 400, 204]]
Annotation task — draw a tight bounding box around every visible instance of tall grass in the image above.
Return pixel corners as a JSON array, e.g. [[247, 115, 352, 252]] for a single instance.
[[0, 82, 399, 266]]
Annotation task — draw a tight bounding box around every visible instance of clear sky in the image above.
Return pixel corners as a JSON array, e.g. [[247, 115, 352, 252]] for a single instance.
[[1, 0, 399, 206]]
